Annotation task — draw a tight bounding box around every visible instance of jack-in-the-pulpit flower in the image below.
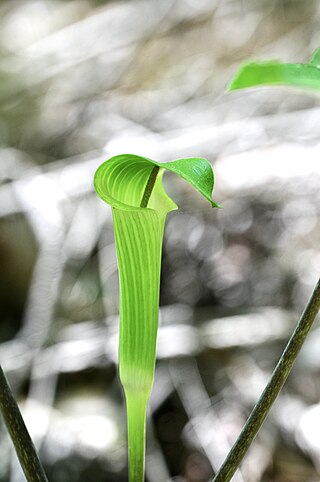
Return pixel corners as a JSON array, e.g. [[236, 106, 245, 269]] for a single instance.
[[94, 154, 219, 482]]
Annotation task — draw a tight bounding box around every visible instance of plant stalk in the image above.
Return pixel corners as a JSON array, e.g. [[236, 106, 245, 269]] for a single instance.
[[213, 276, 320, 482], [0, 365, 48, 482], [126, 392, 148, 482]]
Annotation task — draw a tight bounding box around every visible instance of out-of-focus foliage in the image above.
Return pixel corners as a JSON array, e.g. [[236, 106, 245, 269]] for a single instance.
[[229, 48, 320, 91], [0, 1, 320, 481]]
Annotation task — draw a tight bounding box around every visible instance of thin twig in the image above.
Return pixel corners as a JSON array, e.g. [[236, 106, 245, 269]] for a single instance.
[[0, 365, 49, 482], [213, 276, 320, 482]]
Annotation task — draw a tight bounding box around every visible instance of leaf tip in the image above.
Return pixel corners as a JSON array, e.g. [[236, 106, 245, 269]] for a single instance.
[[228, 60, 283, 91], [227, 65, 248, 91], [213, 201, 223, 209]]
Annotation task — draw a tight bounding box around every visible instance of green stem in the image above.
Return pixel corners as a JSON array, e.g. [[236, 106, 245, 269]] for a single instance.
[[0, 365, 48, 482], [140, 166, 160, 208], [126, 391, 148, 482], [213, 276, 320, 482]]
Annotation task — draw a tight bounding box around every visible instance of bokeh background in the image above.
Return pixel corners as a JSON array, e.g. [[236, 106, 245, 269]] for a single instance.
[[1, 0, 320, 481]]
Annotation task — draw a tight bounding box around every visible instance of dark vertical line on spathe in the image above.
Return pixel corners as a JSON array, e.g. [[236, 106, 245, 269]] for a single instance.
[[140, 166, 160, 208]]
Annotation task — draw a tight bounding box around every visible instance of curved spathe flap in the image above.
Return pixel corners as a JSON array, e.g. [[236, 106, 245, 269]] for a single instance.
[[94, 154, 219, 213]]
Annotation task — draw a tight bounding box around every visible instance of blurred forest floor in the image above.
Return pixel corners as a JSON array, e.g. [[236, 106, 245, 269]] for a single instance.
[[0, 1, 320, 481]]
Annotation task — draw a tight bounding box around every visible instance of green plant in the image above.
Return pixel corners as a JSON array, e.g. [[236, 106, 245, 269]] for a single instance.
[[229, 48, 320, 91], [94, 154, 219, 482], [94, 50, 320, 481], [211, 48, 320, 482], [1, 49, 320, 482]]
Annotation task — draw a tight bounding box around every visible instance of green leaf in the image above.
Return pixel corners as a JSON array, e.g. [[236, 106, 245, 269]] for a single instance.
[[228, 48, 320, 91], [94, 154, 218, 482], [310, 48, 320, 68]]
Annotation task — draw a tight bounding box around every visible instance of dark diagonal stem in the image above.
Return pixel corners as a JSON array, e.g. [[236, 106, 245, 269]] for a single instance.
[[0, 366, 48, 482], [213, 277, 320, 482]]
